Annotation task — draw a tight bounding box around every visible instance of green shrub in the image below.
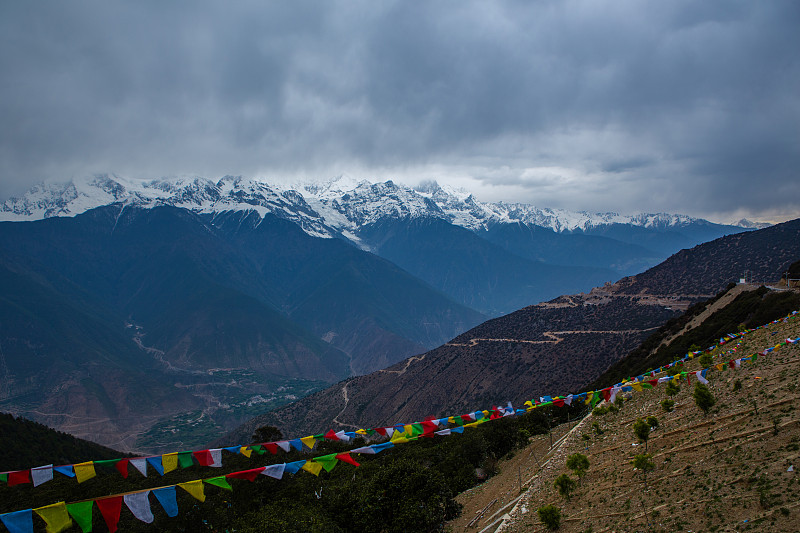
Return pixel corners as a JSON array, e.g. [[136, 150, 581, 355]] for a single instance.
[[554, 473, 577, 500], [646, 415, 659, 429], [661, 398, 675, 412], [538, 504, 562, 530], [665, 381, 681, 396], [566, 453, 590, 483], [693, 383, 716, 415], [699, 353, 713, 367], [633, 418, 651, 451]]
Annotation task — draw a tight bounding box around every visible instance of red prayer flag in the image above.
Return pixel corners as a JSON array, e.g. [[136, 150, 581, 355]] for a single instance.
[[324, 429, 339, 441], [193, 450, 212, 466], [335, 453, 360, 467], [648, 379, 658, 387], [264, 442, 279, 455], [375, 427, 387, 436], [553, 398, 565, 407], [115, 458, 130, 478], [460, 414, 472, 423], [8, 470, 31, 486], [97, 496, 123, 533], [421, 420, 437, 434], [226, 467, 265, 482]]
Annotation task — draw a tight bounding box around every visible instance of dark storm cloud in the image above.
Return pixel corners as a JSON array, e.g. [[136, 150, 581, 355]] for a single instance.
[[0, 0, 798, 221]]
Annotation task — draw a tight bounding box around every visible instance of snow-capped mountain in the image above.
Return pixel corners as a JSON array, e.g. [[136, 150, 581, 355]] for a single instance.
[[0, 174, 747, 241]]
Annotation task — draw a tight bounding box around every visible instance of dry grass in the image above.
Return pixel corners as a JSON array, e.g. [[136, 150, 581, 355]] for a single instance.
[[450, 313, 800, 533]]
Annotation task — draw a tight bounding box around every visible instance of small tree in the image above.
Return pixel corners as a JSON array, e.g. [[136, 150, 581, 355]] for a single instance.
[[660, 398, 674, 412], [699, 352, 713, 368], [646, 415, 659, 429], [566, 453, 590, 485], [633, 418, 651, 451], [693, 383, 716, 416], [537, 504, 561, 530], [251, 425, 283, 444], [632, 453, 655, 489], [554, 473, 577, 500], [665, 380, 681, 397]]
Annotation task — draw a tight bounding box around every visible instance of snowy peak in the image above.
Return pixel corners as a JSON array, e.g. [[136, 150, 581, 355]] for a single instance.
[[1, 175, 743, 239]]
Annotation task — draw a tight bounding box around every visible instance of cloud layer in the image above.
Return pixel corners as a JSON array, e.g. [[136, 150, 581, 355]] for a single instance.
[[1, 1, 798, 221]]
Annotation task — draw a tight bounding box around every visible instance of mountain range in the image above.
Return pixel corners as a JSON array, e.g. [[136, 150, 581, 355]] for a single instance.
[[0, 175, 756, 451]]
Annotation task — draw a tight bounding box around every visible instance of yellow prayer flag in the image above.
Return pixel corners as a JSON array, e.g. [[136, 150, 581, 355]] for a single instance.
[[404, 424, 414, 435], [716, 363, 725, 371], [300, 436, 316, 450], [239, 446, 252, 458], [162, 453, 178, 474], [448, 416, 455, 424], [356, 429, 367, 435], [631, 383, 643, 392], [179, 480, 206, 502], [34, 502, 73, 533], [73, 462, 96, 483], [302, 461, 323, 476]]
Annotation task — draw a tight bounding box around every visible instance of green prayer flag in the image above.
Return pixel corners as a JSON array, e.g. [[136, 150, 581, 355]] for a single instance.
[[641, 382, 653, 389], [0, 473, 7, 483], [93, 459, 119, 470], [66, 501, 94, 533], [250, 445, 265, 455], [590, 394, 600, 409], [313, 453, 339, 472], [411, 423, 424, 436], [205, 476, 233, 491], [178, 451, 194, 468]]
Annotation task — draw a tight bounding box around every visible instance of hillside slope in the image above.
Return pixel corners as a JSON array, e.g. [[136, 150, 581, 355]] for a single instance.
[[488, 309, 800, 532], [223, 218, 800, 442]]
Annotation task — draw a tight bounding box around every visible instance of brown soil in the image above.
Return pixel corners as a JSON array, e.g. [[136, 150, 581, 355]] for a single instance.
[[449, 313, 800, 533]]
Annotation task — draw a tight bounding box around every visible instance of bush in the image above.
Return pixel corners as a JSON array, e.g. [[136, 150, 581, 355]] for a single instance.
[[660, 398, 674, 412], [699, 353, 713, 367], [733, 379, 742, 392], [538, 504, 562, 530], [646, 416, 659, 429], [665, 381, 681, 397], [554, 473, 577, 500], [566, 453, 590, 483], [693, 383, 716, 415], [633, 418, 651, 450]]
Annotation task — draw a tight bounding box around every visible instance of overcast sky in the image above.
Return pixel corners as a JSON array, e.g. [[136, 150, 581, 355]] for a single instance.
[[1, 1, 798, 223]]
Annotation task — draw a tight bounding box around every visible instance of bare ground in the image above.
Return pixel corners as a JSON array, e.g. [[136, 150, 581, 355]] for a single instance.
[[449, 312, 800, 533]]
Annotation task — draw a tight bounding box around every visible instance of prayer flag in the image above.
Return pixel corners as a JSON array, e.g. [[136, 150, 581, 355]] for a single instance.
[[31, 465, 53, 487], [226, 467, 265, 482], [131, 458, 148, 477], [66, 501, 93, 533], [336, 453, 360, 467], [153, 486, 179, 518], [162, 453, 179, 474], [262, 464, 286, 480], [124, 491, 154, 523], [34, 502, 72, 533], [0, 509, 33, 533], [74, 462, 96, 483], [178, 480, 206, 502], [205, 476, 232, 491], [96, 496, 122, 533], [146, 456, 164, 476], [302, 461, 323, 476]]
